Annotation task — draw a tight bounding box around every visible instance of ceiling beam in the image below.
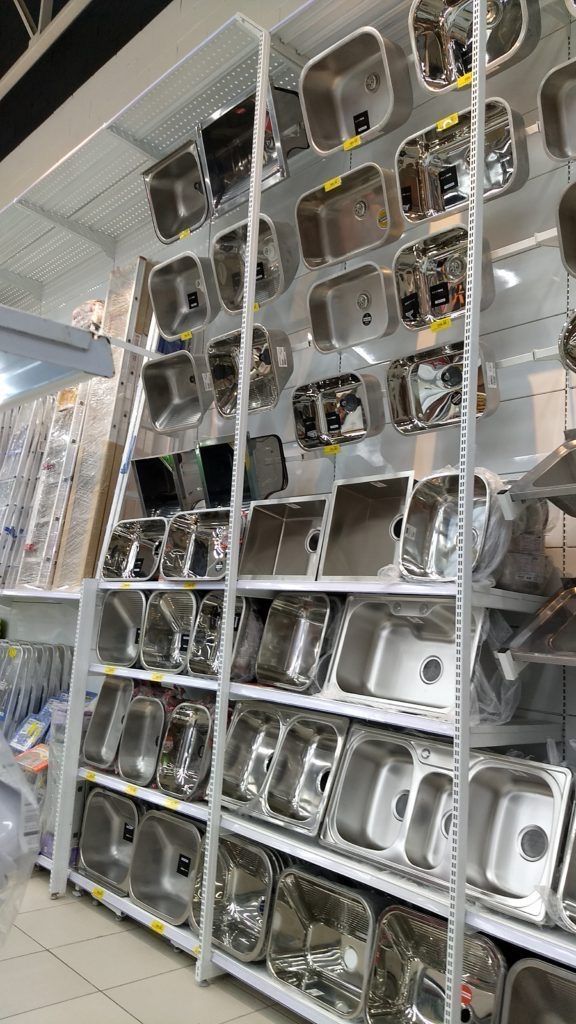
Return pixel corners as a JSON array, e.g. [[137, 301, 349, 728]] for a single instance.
[[17, 198, 116, 258], [0, 267, 42, 301], [12, 0, 36, 38], [0, 0, 94, 102]]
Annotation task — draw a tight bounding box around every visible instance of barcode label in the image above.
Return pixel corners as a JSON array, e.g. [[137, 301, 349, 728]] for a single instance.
[[202, 372, 213, 391], [276, 346, 288, 368]]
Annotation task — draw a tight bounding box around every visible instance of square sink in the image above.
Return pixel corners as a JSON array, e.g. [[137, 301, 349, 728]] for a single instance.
[[501, 959, 576, 1024], [160, 509, 231, 580], [102, 518, 167, 580], [240, 495, 329, 581], [222, 703, 284, 809], [142, 350, 214, 434], [143, 140, 208, 244], [207, 327, 293, 418], [129, 810, 202, 925], [79, 788, 139, 895], [148, 253, 219, 339], [256, 593, 340, 692], [308, 262, 397, 352], [140, 590, 197, 673], [212, 215, 298, 314], [293, 373, 384, 450], [539, 57, 576, 162], [96, 590, 145, 668]]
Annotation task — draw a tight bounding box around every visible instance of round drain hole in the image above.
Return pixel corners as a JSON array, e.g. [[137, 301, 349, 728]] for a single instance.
[[356, 291, 371, 311], [342, 946, 359, 971], [389, 514, 404, 542], [486, 0, 503, 27], [441, 811, 453, 838], [353, 200, 367, 220], [364, 72, 380, 93], [263, 755, 273, 773], [420, 656, 443, 684], [317, 769, 330, 793], [305, 528, 320, 554], [519, 825, 549, 862], [393, 790, 409, 821]]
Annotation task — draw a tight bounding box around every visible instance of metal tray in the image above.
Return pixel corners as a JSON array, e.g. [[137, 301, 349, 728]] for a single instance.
[[79, 787, 139, 895], [507, 587, 576, 667], [101, 518, 167, 580], [140, 590, 197, 673], [83, 677, 134, 769], [143, 140, 208, 244], [142, 351, 214, 434], [156, 702, 212, 801], [148, 252, 219, 338], [293, 372, 384, 450], [240, 495, 329, 581], [308, 262, 397, 352], [129, 809, 202, 925], [160, 508, 232, 580], [212, 214, 298, 314], [207, 326, 293, 418], [117, 696, 165, 787], [96, 590, 145, 668]]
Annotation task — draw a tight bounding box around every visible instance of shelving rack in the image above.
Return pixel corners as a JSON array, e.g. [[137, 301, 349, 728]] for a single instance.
[[3, 2, 576, 1024]]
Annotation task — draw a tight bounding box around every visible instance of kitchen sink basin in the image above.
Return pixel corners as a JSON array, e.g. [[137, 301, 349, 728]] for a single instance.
[[222, 702, 284, 810], [96, 590, 146, 667], [83, 679, 133, 770], [394, 225, 494, 329], [556, 804, 576, 933], [366, 905, 506, 1024], [79, 788, 139, 895], [501, 959, 576, 1023], [160, 509, 231, 580], [293, 372, 384, 450], [507, 587, 576, 667], [308, 262, 397, 352], [143, 140, 208, 244], [156, 702, 213, 801], [296, 163, 402, 270], [467, 756, 572, 921], [256, 593, 341, 692], [211, 215, 298, 314], [387, 341, 499, 434], [508, 438, 576, 516], [129, 810, 202, 925], [299, 27, 412, 155], [239, 495, 328, 581], [188, 592, 263, 681], [117, 696, 165, 787], [102, 518, 167, 580], [557, 183, 576, 277], [559, 310, 576, 373], [148, 252, 219, 339], [397, 98, 528, 222], [404, 770, 453, 873], [268, 868, 378, 1019], [318, 473, 413, 581], [410, 0, 540, 93], [539, 57, 576, 162], [141, 350, 214, 433], [207, 327, 293, 418], [140, 590, 197, 673]]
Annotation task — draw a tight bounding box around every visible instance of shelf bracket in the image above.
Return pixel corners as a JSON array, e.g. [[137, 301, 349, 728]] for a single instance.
[[495, 648, 525, 681], [105, 124, 164, 162], [16, 198, 116, 258], [0, 267, 42, 301], [491, 227, 559, 262]]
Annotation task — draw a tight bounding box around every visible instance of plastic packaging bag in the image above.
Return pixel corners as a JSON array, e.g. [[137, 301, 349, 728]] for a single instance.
[[470, 611, 519, 725], [0, 732, 39, 951]]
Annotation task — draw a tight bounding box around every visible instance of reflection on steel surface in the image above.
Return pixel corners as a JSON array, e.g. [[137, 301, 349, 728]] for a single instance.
[[79, 788, 139, 895], [293, 373, 384, 450], [208, 327, 293, 418], [102, 518, 167, 580]]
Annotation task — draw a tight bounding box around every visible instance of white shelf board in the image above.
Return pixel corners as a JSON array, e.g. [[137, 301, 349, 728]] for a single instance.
[[69, 870, 200, 955], [99, 581, 226, 592], [78, 767, 209, 821], [0, 588, 80, 601], [467, 906, 576, 969], [88, 662, 218, 691], [36, 854, 53, 871]]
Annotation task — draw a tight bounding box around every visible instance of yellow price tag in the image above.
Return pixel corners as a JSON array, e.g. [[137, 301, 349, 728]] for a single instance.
[[85, 770, 96, 782], [124, 784, 138, 795], [436, 113, 459, 132], [457, 72, 472, 88], [120, 581, 131, 589], [430, 316, 453, 333], [7, 646, 17, 658], [323, 444, 341, 456], [179, 228, 191, 239], [150, 672, 164, 683], [343, 135, 362, 151], [103, 666, 116, 676], [150, 919, 165, 934], [183, 581, 196, 590], [180, 330, 193, 341], [192, 944, 201, 955], [164, 797, 180, 811], [92, 887, 104, 900], [323, 176, 342, 192], [253, 302, 260, 312]]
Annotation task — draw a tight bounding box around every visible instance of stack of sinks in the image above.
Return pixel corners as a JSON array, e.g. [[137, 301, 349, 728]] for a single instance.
[[102, 519, 167, 581]]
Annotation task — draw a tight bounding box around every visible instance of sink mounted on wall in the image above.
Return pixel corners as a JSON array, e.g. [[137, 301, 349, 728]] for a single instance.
[[147, 252, 219, 339], [308, 262, 398, 352], [211, 215, 298, 314], [293, 373, 384, 450], [143, 140, 208, 244], [207, 327, 293, 418], [141, 350, 214, 434]]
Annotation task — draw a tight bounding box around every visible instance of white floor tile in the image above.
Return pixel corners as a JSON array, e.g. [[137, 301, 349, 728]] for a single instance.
[[106, 971, 270, 1024], [18, 873, 74, 913], [0, 951, 94, 1019], [0, 991, 140, 1024], [0, 926, 43, 961], [54, 928, 187, 989], [16, 897, 136, 948]]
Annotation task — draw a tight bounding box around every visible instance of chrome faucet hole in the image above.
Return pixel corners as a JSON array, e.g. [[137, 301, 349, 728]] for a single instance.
[[420, 656, 443, 684], [461, 1010, 472, 1024], [393, 790, 409, 821], [519, 825, 549, 862]]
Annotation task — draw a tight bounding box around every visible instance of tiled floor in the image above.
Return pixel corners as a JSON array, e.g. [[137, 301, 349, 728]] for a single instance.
[[0, 870, 296, 1024]]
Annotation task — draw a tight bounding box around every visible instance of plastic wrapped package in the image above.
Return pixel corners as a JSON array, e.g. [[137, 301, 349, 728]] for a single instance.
[[0, 399, 51, 587], [496, 499, 553, 595], [40, 696, 93, 862], [15, 743, 49, 809], [0, 732, 39, 951], [470, 611, 519, 725]]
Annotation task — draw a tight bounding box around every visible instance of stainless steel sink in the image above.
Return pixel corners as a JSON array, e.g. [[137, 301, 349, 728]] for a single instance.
[[129, 809, 202, 925], [83, 677, 134, 769], [267, 868, 378, 1019], [102, 518, 167, 580], [387, 341, 499, 434], [467, 755, 572, 922], [556, 803, 576, 933], [140, 590, 197, 674], [508, 438, 576, 516], [559, 310, 576, 373], [222, 702, 284, 810], [410, 0, 540, 93], [148, 252, 219, 339], [299, 27, 412, 155], [507, 587, 576, 667], [394, 225, 494, 330], [79, 787, 139, 895], [539, 57, 576, 162], [96, 590, 145, 667], [212, 215, 298, 314], [396, 98, 528, 222], [318, 473, 413, 581], [207, 327, 293, 418], [557, 183, 576, 277], [293, 372, 384, 450], [308, 262, 397, 352], [188, 592, 263, 681], [239, 495, 329, 581], [160, 509, 232, 580], [156, 702, 213, 801], [366, 905, 506, 1024], [143, 140, 208, 244], [296, 163, 402, 270], [117, 696, 165, 787], [256, 593, 342, 692], [141, 351, 214, 434], [501, 959, 576, 1023]]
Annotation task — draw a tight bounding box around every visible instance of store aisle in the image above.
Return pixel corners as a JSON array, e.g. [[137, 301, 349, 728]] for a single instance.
[[0, 870, 295, 1024]]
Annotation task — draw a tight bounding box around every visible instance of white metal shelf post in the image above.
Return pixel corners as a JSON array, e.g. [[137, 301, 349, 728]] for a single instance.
[[445, 3, 487, 1023], [195, 16, 271, 984]]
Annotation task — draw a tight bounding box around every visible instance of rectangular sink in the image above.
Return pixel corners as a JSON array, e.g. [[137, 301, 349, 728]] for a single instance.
[[147, 252, 219, 339], [129, 810, 202, 925], [508, 439, 576, 517], [256, 593, 341, 692], [366, 905, 506, 1024], [507, 587, 576, 667], [318, 472, 413, 581], [557, 182, 576, 276], [539, 57, 576, 162], [387, 341, 499, 434], [397, 99, 528, 222], [141, 350, 214, 434], [140, 590, 197, 674], [222, 702, 284, 811], [160, 509, 232, 580], [96, 590, 146, 667], [308, 262, 397, 352], [501, 959, 576, 1024], [556, 804, 576, 933], [117, 696, 165, 787], [156, 702, 213, 801], [267, 868, 378, 1019], [188, 592, 263, 682], [79, 788, 139, 895], [102, 518, 167, 580], [293, 372, 384, 450], [296, 163, 402, 270], [300, 27, 412, 155], [143, 140, 208, 244], [467, 756, 572, 922], [394, 225, 494, 330], [211, 215, 298, 314], [239, 495, 328, 581], [410, 0, 540, 93], [207, 327, 293, 418]]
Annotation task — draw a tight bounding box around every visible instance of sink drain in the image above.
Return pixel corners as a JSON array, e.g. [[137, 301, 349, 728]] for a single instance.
[[342, 945, 359, 971], [317, 769, 330, 793], [519, 825, 549, 862], [305, 528, 320, 554], [441, 811, 453, 838], [389, 514, 404, 542], [393, 790, 409, 821], [420, 656, 443, 684]]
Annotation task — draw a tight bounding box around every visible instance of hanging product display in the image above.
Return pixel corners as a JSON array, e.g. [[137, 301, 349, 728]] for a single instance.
[[211, 215, 298, 314], [207, 327, 293, 417], [147, 253, 220, 339], [292, 372, 384, 449], [141, 350, 214, 433], [308, 262, 398, 351], [538, 56, 576, 162], [143, 141, 208, 244]]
